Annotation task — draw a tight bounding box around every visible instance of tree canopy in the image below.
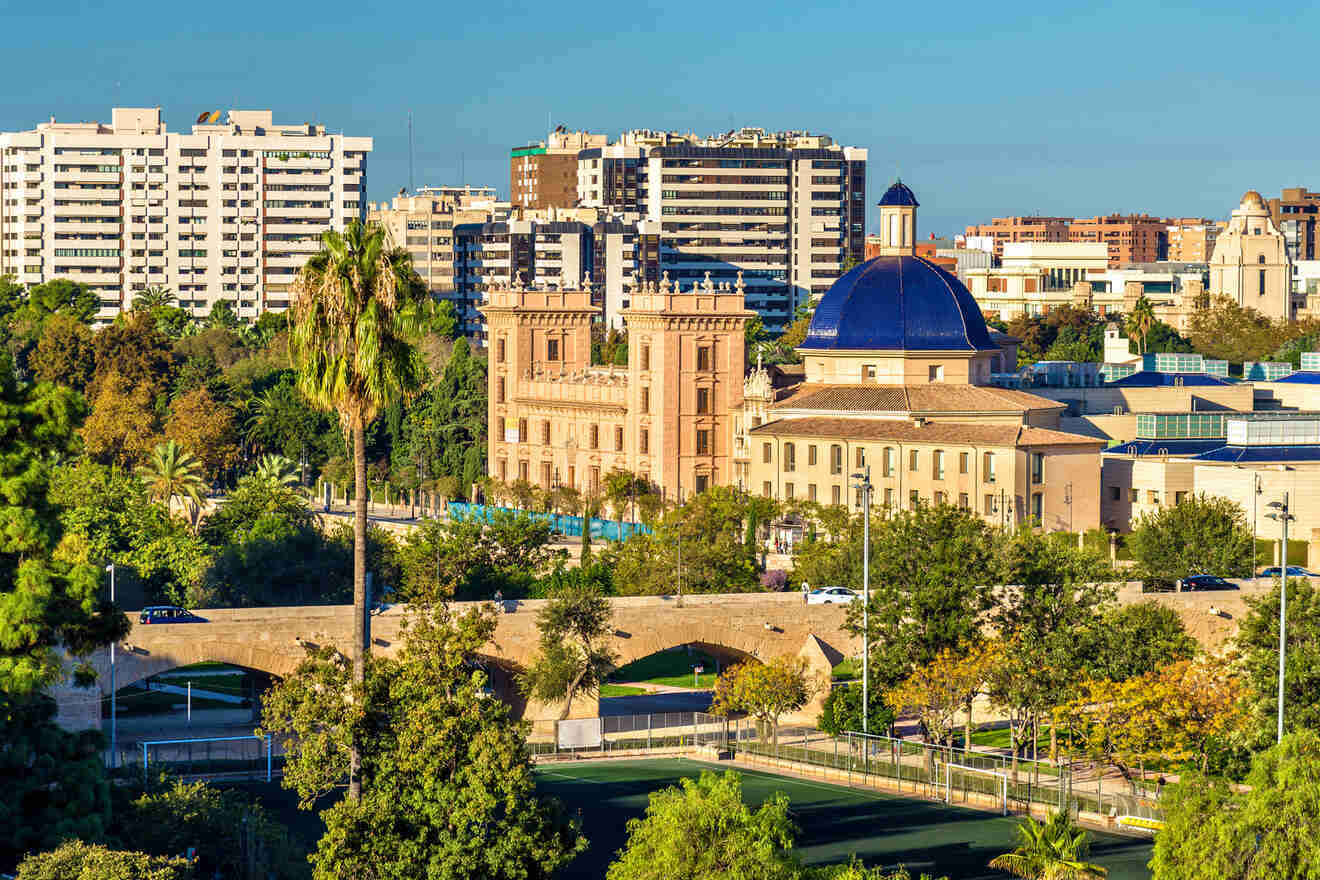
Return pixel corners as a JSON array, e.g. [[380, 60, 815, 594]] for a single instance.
[[1126, 494, 1254, 589]]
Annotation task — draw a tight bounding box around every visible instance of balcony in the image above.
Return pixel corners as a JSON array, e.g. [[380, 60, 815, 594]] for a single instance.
[[53, 169, 119, 184], [265, 207, 332, 220], [55, 203, 120, 218], [265, 156, 332, 171]]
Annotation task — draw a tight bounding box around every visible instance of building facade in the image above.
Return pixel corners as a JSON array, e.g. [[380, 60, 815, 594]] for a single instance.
[[482, 274, 755, 499], [0, 107, 370, 322], [1207, 190, 1294, 320], [965, 213, 1212, 268], [1268, 186, 1320, 263], [510, 129, 606, 210]]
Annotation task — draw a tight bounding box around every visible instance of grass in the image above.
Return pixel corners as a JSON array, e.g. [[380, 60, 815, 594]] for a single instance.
[[599, 684, 647, 697], [534, 758, 1153, 879], [608, 648, 722, 690], [831, 658, 860, 681], [103, 686, 237, 717], [966, 724, 1051, 752]]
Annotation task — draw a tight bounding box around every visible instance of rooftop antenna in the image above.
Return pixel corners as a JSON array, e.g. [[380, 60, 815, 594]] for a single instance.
[[408, 111, 414, 194]]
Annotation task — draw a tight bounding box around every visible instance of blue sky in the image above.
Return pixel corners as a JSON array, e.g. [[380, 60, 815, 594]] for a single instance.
[[4, 0, 1317, 235]]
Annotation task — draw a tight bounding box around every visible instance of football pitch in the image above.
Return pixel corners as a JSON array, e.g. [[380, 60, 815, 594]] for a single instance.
[[534, 758, 1153, 880]]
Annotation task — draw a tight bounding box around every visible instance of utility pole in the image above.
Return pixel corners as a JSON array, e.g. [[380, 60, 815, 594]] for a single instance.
[[851, 465, 872, 734], [1266, 493, 1294, 744]]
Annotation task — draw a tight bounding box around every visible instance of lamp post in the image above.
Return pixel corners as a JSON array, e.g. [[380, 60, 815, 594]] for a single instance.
[[105, 562, 117, 769], [850, 465, 872, 735], [1265, 493, 1294, 744], [1252, 473, 1263, 591]]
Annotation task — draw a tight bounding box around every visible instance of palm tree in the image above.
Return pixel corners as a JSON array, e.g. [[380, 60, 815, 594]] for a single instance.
[[1124, 296, 1156, 354], [254, 453, 300, 490], [131, 284, 176, 312], [288, 219, 430, 802], [138, 440, 208, 524], [989, 811, 1108, 880]]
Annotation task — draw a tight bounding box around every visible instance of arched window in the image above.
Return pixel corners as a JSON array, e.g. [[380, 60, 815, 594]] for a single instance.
[[1259, 254, 1266, 264], [888, 213, 900, 246]]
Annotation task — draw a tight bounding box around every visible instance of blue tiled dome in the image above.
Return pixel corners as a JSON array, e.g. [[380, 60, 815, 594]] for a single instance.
[[800, 256, 998, 352], [878, 181, 919, 207]]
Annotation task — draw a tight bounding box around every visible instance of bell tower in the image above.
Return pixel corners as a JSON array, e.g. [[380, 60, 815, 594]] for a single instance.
[[876, 179, 919, 257]]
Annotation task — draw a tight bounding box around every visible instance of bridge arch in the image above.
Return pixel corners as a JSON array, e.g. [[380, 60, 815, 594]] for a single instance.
[[104, 640, 300, 695]]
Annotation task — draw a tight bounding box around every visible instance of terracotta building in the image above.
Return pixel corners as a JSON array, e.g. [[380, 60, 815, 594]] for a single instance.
[[738, 184, 1104, 533], [966, 213, 1195, 267], [481, 273, 755, 499], [510, 129, 607, 210]]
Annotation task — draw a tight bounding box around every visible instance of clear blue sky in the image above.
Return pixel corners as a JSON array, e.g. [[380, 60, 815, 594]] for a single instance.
[[4, 0, 1317, 236]]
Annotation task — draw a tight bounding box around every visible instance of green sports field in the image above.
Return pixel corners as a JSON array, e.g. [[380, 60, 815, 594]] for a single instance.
[[534, 758, 1152, 880]]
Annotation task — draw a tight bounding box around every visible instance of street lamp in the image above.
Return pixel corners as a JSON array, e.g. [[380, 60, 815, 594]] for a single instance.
[[1265, 494, 1295, 744], [105, 562, 117, 769], [850, 465, 872, 735]]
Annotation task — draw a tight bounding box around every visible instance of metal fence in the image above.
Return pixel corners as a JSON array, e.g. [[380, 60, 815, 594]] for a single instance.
[[115, 734, 288, 783]]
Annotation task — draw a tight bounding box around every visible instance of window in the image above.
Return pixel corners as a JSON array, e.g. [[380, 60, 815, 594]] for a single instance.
[[541, 462, 552, 488], [641, 344, 651, 370], [934, 491, 947, 506], [959, 452, 969, 474], [496, 338, 506, 363], [1109, 486, 1121, 501], [518, 460, 529, 481], [641, 387, 650, 412], [1030, 452, 1044, 484], [1148, 490, 1161, 505], [762, 442, 773, 463], [785, 482, 795, 499], [517, 418, 527, 442], [984, 452, 996, 482], [547, 338, 559, 361], [831, 485, 841, 505], [1175, 490, 1188, 505], [696, 387, 711, 414], [808, 445, 818, 466], [883, 447, 894, 476], [568, 465, 576, 487], [1129, 488, 1138, 502], [884, 488, 894, 507], [496, 377, 505, 403], [590, 467, 600, 492], [808, 484, 817, 502], [855, 447, 865, 468], [541, 421, 551, 444], [784, 442, 796, 472], [933, 449, 945, 480], [616, 426, 625, 450], [909, 449, 919, 471], [695, 474, 709, 494], [1032, 492, 1043, 521], [958, 492, 969, 509], [855, 488, 864, 508], [696, 429, 711, 455], [1259, 270, 1266, 296], [696, 345, 712, 371], [640, 429, 649, 454], [590, 425, 599, 449], [863, 364, 877, 382], [498, 459, 507, 481], [909, 489, 920, 507], [830, 445, 842, 475], [984, 494, 995, 515], [763, 481, 773, 497], [929, 364, 944, 382]]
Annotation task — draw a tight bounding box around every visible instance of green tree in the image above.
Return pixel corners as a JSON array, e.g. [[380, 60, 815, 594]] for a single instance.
[[1187, 295, 1289, 363], [1077, 602, 1197, 683], [1126, 493, 1254, 590], [260, 602, 585, 880], [29, 312, 95, 391], [520, 584, 616, 719], [606, 770, 799, 880], [254, 453, 301, 489], [397, 511, 561, 601], [89, 311, 177, 402], [805, 859, 943, 880], [205, 299, 240, 330], [165, 388, 240, 484], [80, 372, 162, 469], [1237, 578, 1320, 738], [137, 440, 208, 521], [1151, 731, 1320, 880], [0, 693, 111, 872], [710, 656, 815, 745], [288, 219, 431, 801], [816, 680, 894, 738], [15, 841, 191, 880], [838, 503, 999, 689], [988, 810, 1107, 880], [1124, 296, 1156, 355]]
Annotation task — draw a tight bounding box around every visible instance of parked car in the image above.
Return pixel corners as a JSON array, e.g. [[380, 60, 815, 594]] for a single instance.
[[1259, 566, 1319, 579], [1179, 575, 1237, 591], [806, 587, 860, 605], [138, 605, 206, 624]]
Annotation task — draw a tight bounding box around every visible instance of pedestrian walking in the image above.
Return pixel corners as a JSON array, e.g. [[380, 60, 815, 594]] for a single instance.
[[801, 581, 810, 604]]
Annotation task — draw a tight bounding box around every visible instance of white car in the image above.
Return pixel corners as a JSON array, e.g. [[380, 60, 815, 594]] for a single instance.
[[807, 587, 860, 605]]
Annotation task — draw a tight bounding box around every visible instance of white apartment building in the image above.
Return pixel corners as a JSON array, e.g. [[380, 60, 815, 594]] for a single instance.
[[576, 128, 867, 332], [0, 107, 370, 322]]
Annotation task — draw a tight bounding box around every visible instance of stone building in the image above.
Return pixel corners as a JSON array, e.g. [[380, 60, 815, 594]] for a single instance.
[[1208, 190, 1295, 320], [736, 183, 1105, 533], [481, 272, 755, 499]]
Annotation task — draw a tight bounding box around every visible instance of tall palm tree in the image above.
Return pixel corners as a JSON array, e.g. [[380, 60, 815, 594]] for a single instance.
[[989, 811, 1108, 880], [288, 219, 430, 802], [131, 284, 176, 312], [254, 453, 300, 490], [138, 440, 208, 523], [1124, 296, 1156, 355]]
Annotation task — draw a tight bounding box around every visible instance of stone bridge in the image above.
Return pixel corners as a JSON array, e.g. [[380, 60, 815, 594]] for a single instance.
[[54, 593, 858, 733]]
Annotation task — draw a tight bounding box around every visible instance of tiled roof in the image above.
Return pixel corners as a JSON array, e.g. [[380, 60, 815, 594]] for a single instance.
[[771, 383, 1066, 415], [748, 417, 1104, 448]]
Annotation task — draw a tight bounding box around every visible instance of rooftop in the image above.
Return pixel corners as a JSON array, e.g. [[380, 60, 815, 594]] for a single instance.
[[750, 417, 1102, 448], [772, 383, 1066, 415]]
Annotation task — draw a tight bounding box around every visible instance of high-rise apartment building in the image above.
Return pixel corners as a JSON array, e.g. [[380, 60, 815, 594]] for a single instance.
[[509, 129, 606, 210], [576, 127, 867, 330], [368, 186, 506, 339], [962, 216, 1071, 256], [0, 107, 370, 322], [1165, 218, 1224, 262], [1268, 187, 1320, 262]]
